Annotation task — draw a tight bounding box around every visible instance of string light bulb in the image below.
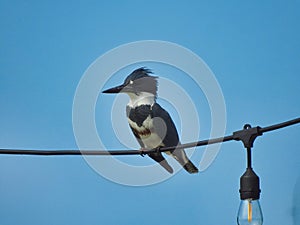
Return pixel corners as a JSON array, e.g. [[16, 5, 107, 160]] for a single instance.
[[233, 125, 263, 225], [238, 198, 263, 224], [237, 166, 263, 224]]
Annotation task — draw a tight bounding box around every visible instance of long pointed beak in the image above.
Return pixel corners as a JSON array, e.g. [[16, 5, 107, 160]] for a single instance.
[[102, 84, 126, 94]]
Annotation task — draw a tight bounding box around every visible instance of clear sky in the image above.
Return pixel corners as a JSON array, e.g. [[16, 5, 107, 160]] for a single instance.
[[0, 1, 299, 225]]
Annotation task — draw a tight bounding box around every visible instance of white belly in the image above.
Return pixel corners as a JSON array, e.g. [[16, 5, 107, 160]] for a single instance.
[[141, 132, 164, 149], [128, 116, 165, 149]]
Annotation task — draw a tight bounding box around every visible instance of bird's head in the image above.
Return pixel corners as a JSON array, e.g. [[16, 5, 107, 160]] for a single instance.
[[102, 67, 158, 97]]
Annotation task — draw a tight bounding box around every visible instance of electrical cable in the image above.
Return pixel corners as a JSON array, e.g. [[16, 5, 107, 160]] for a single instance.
[[0, 117, 299, 156]]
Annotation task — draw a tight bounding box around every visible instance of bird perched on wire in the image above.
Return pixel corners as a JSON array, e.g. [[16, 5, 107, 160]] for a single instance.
[[102, 67, 198, 174]]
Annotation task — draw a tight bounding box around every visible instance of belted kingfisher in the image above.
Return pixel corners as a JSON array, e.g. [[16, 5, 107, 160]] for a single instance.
[[102, 67, 198, 174]]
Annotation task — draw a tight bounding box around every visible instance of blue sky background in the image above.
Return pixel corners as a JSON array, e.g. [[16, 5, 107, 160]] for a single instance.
[[0, 1, 299, 225]]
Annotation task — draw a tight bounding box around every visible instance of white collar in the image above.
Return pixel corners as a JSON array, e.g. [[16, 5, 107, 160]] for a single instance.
[[127, 92, 155, 108]]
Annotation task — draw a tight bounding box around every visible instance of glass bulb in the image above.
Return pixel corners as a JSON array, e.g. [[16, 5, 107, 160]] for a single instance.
[[237, 199, 263, 225]]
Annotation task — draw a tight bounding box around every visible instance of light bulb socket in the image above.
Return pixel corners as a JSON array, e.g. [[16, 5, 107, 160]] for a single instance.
[[239, 167, 261, 200]]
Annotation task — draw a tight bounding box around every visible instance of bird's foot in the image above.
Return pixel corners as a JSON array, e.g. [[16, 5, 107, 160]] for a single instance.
[[139, 148, 146, 157], [155, 146, 161, 153]]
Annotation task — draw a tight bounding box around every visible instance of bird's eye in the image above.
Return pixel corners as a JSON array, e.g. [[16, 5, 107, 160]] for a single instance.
[[129, 80, 134, 84]]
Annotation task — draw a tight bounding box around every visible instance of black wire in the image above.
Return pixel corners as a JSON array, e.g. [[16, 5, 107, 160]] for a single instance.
[[0, 117, 299, 156], [246, 147, 252, 168], [259, 117, 300, 133], [0, 135, 234, 156]]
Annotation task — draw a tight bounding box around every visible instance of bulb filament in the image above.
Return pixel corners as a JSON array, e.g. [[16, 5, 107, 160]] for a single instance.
[[248, 200, 252, 222]]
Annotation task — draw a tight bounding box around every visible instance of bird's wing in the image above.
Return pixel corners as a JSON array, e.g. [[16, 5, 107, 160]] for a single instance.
[[151, 103, 180, 147], [152, 103, 198, 174]]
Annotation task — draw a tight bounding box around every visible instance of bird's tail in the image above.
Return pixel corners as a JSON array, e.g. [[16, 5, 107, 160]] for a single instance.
[[183, 160, 199, 174], [172, 149, 198, 174]]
